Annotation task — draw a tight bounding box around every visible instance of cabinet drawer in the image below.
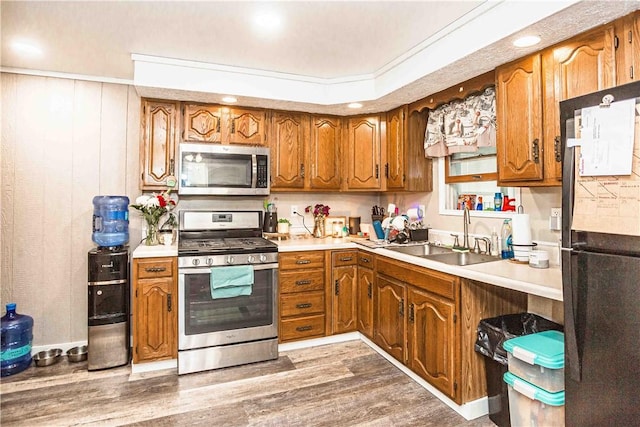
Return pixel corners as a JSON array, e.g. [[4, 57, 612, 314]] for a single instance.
[[135, 258, 174, 279], [279, 251, 325, 270], [332, 251, 358, 267], [280, 291, 325, 317], [280, 315, 326, 341], [280, 269, 325, 293], [358, 252, 375, 268]]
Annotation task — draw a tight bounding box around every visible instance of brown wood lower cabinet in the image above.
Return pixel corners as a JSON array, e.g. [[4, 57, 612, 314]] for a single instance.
[[331, 251, 358, 334], [373, 275, 406, 363], [278, 251, 326, 342], [356, 252, 375, 338], [132, 257, 178, 363]]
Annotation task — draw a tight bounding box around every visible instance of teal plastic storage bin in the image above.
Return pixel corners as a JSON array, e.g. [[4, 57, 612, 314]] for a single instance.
[[503, 330, 564, 392], [504, 372, 565, 427]]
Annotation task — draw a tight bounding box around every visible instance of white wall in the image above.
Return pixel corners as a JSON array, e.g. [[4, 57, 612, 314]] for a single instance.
[[1, 73, 141, 346]]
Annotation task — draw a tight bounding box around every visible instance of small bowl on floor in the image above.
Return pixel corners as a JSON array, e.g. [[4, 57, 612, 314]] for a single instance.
[[66, 345, 88, 362], [33, 348, 63, 367]]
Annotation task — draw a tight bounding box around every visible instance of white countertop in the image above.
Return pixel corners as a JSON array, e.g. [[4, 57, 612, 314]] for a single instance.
[[132, 243, 178, 258], [275, 237, 563, 301]]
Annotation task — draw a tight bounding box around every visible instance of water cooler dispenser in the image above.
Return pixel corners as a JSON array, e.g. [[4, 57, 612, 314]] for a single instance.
[[88, 196, 130, 370]]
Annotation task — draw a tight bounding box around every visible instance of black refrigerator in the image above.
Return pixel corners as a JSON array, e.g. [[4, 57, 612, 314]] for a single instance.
[[560, 80, 640, 426]]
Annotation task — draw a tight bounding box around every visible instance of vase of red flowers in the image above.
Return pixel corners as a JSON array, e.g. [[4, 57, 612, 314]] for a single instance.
[[306, 204, 330, 238], [131, 189, 177, 246]]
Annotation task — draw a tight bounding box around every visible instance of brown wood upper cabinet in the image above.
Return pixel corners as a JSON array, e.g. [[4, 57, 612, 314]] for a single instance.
[[615, 10, 640, 85], [269, 113, 341, 190], [140, 99, 179, 190], [183, 103, 267, 145], [346, 115, 382, 190], [497, 24, 616, 186]]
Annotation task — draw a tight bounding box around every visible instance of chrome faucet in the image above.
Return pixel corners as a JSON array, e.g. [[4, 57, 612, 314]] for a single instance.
[[462, 206, 471, 249]]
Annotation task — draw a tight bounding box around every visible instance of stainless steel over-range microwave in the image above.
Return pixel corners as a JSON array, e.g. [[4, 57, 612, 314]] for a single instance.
[[178, 143, 270, 196]]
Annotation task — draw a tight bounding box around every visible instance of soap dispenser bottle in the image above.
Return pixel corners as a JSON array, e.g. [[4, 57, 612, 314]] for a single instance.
[[490, 228, 499, 257]]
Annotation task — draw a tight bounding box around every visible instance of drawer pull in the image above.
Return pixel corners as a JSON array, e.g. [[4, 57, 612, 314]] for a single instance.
[[296, 303, 312, 309], [145, 266, 166, 273], [295, 260, 311, 265], [296, 326, 313, 332], [361, 257, 370, 263], [339, 257, 353, 262], [295, 280, 312, 285], [335, 280, 340, 295]]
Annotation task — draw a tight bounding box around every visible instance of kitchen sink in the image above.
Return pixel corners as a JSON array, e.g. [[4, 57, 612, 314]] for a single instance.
[[386, 244, 452, 256], [423, 251, 498, 266]]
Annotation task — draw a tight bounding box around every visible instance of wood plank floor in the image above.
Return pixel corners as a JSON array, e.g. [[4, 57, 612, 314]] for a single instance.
[[1, 341, 496, 426]]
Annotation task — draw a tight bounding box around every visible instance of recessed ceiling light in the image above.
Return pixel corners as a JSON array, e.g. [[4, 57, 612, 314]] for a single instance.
[[222, 96, 238, 103], [513, 35, 541, 48], [253, 11, 282, 33], [348, 103, 363, 109], [11, 40, 43, 56]]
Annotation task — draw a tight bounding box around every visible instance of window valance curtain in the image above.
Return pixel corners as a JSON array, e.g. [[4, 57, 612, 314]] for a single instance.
[[424, 86, 496, 158]]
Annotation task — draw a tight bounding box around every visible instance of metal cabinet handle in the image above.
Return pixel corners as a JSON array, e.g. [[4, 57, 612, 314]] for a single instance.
[[296, 303, 312, 309], [339, 257, 353, 262], [145, 266, 166, 273], [409, 303, 414, 322], [385, 163, 389, 178], [167, 293, 172, 312], [295, 260, 311, 265], [296, 326, 313, 332], [399, 298, 404, 317], [361, 257, 370, 263], [169, 159, 175, 175], [367, 283, 372, 299], [295, 279, 311, 286], [300, 164, 305, 178], [554, 136, 562, 162], [335, 280, 340, 295], [532, 138, 540, 163], [375, 164, 379, 179]]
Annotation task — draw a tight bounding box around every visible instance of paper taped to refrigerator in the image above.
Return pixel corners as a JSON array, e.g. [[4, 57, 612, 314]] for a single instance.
[[571, 101, 640, 236]]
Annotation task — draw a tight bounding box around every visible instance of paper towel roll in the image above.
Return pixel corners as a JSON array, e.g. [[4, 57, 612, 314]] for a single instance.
[[512, 213, 532, 245]]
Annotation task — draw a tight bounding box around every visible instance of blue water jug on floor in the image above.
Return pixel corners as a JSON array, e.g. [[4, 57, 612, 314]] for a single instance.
[[1, 303, 34, 377], [92, 196, 129, 247]]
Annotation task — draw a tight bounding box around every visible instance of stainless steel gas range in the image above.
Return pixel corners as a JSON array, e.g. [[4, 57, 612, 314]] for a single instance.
[[177, 210, 279, 375]]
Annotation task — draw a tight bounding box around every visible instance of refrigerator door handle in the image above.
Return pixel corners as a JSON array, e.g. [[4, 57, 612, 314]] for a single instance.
[[563, 248, 582, 382]]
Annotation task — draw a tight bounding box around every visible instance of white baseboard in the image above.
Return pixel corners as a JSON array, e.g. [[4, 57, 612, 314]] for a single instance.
[[131, 359, 177, 374], [278, 332, 360, 352]]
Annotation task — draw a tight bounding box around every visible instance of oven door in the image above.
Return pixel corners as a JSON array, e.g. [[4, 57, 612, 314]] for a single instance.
[[178, 263, 278, 350]]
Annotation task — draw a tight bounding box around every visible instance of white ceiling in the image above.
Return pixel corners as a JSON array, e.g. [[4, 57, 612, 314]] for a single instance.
[[2, 1, 639, 115]]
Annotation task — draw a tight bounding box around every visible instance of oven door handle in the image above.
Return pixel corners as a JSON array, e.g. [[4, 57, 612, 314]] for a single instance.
[[179, 263, 278, 275]]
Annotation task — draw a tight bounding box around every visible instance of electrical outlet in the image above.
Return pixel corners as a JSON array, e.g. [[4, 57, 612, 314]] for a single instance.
[[549, 208, 562, 231], [551, 208, 561, 217], [291, 205, 299, 217]]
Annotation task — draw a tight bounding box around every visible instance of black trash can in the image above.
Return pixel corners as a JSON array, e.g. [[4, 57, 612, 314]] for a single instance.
[[475, 313, 563, 427]]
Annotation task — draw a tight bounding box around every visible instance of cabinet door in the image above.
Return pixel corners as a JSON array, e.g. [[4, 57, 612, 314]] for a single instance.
[[183, 104, 224, 142], [309, 116, 342, 190], [407, 286, 459, 401], [141, 100, 178, 189], [270, 112, 308, 188], [544, 25, 616, 180], [228, 107, 266, 145], [332, 264, 357, 334], [385, 106, 406, 190], [496, 54, 544, 183], [133, 275, 177, 363], [357, 267, 374, 339], [374, 275, 406, 363], [346, 116, 381, 190], [615, 11, 640, 85]]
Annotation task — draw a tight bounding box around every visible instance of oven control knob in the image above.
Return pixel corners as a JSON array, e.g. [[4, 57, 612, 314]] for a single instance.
[[206, 258, 214, 266], [259, 254, 268, 263], [192, 258, 200, 266], [247, 255, 256, 264], [226, 256, 235, 265]]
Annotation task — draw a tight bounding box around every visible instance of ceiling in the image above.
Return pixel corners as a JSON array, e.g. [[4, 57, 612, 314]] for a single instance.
[[2, 1, 639, 115]]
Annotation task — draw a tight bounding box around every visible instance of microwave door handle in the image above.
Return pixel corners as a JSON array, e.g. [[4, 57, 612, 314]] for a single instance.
[[252, 154, 258, 188]]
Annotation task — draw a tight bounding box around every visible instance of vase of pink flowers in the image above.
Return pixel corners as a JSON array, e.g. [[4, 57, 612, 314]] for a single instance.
[[131, 189, 177, 246], [306, 204, 330, 238]]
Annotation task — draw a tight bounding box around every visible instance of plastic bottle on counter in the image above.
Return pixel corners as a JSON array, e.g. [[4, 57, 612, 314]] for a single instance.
[[490, 228, 499, 257], [476, 196, 483, 210], [501, 219, 514, 259], [494, 193, 503, 212]]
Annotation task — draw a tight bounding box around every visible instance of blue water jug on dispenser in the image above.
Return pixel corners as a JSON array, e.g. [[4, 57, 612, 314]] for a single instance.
[[1, 303, 34, 377], [92, 196, 129, 247]]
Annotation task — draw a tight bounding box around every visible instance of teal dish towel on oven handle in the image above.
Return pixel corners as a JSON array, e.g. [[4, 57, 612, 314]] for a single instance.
[[210, 265, 254, 299]]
